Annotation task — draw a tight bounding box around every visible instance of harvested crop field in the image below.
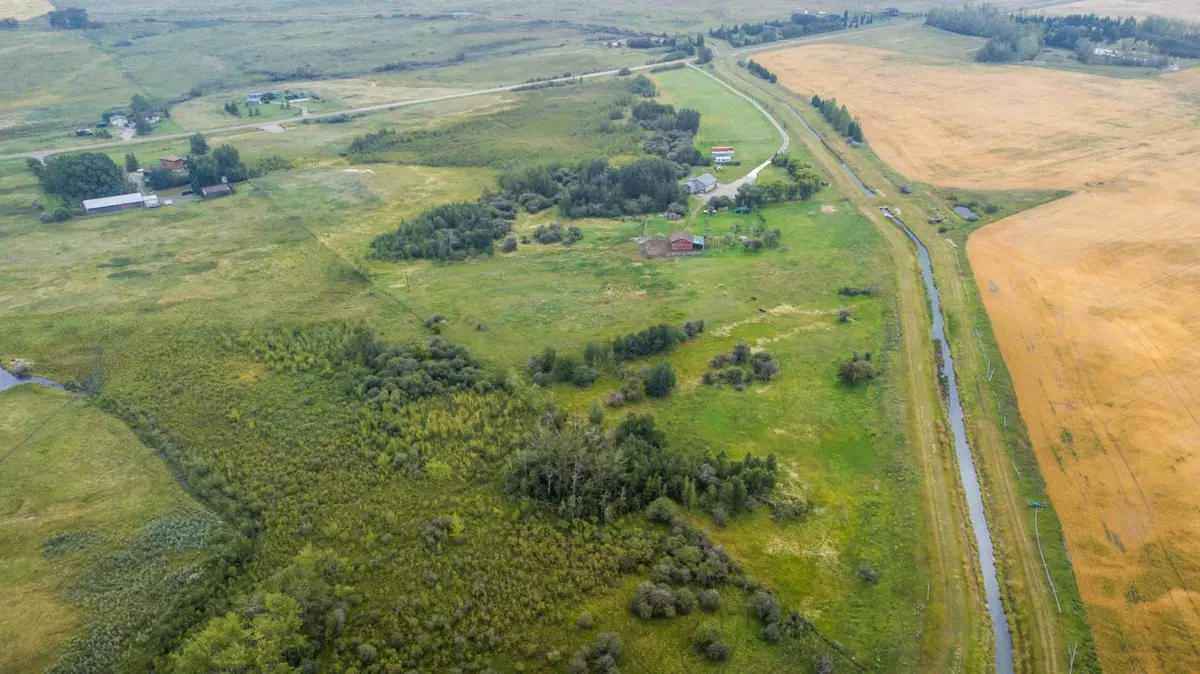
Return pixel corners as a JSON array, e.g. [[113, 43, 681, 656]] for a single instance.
[[762, 40, 1200, 673], [0, 0, 51, 20], [1033, 0, 1200, 22]]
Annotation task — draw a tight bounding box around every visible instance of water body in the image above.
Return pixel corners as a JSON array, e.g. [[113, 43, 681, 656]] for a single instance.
[[0, 367, 65, 393], [880, 207, 1015, 674], [954, 205, 981, 221], [842, 163, 875, 198]]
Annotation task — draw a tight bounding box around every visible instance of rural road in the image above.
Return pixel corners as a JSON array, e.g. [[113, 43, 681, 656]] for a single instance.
[[685, 62, 788, 201], [0, 61, 688, 162], [0, 21, 906, 164]]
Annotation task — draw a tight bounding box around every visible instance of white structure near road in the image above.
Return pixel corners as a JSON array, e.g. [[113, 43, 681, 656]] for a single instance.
[[81, 192, 160, 214]]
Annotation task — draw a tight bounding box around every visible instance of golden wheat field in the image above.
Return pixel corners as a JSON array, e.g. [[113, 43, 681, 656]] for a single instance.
[[0, 0, 51, 20], [761, 43, 1200, 674]]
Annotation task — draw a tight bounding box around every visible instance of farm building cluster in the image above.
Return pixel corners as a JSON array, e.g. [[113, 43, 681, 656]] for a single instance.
[[642, 231, 705, 258]]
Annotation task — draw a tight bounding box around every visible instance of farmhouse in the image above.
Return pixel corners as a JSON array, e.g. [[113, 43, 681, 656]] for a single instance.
[[199, 184, 233, 199], [160, 155, 186, 171], [109, 115, 128, 128], [81, 192, 157, 215], [246, 92, 264, 105], [710, 146, 734, 163], [684, 173, 718, 194]]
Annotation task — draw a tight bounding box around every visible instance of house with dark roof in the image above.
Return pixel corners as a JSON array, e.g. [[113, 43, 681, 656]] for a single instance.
[[684, 173, 718, 194], [199, 184, 234, 198]]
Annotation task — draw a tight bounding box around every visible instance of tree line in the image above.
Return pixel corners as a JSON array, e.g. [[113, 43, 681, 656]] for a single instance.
[[810, 95, 863, 142], [1020, 12, 1200, 59], [745, 59, 778, 83], [709, 11, 877, 48]]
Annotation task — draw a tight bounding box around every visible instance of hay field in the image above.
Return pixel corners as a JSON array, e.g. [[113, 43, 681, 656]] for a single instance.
[[1034, 0, 1200, 22], [761, 42, 1200, 673], [0, 0, 50, 20]]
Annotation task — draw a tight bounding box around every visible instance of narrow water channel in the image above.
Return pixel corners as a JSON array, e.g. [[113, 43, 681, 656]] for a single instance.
[[881, 207, 1014, 674]]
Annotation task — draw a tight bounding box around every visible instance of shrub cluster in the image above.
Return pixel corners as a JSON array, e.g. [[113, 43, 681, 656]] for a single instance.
[[703, 342, 779, 390], [568, 632, 622, 674], [529, 321, 702, 391], [839, 351, 877, 385], [838, 284, 878, 297], [532, 222, 583, 245]]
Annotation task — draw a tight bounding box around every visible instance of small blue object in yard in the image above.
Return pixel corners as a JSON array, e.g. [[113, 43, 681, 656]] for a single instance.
[[734, 206, 750, 214], [1028, 501, 1047, 508]]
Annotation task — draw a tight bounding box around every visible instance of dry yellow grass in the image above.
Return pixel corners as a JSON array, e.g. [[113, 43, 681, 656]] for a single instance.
[[762, 43, 1200, 674], [1035, 0, 1200, 22], [0, 0, 51, 20]]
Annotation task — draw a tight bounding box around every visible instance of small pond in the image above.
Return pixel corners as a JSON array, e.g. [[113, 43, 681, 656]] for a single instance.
[[953, 205, 980, 221], [0, 367, 65, 393]]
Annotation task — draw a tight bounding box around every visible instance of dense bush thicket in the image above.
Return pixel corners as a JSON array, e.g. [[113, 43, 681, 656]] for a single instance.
[[703, 342, 780, 389], [809, 95, 863, 142], [29, 153, 126, 203], [506, 413, 778, 521], [370, 199, 516, 261], [926, 6, 1044, 63], [501, 157, 686, 219], [238, 325, 497, 405], [633, 101, 705, 166]]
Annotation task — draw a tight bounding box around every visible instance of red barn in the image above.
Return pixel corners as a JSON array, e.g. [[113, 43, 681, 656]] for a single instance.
[[670, 231, 694, 252]]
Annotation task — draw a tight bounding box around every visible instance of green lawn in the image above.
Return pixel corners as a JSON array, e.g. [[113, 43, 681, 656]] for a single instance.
[[652, 67, 781, 181], [0, 386, 220, 672]]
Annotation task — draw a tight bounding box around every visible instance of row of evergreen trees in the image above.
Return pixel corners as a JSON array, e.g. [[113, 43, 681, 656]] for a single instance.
[[926, 6, 1044, 63], [809, 95, 863, 142]]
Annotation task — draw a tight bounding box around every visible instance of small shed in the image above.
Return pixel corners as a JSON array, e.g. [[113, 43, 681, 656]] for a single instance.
[[199, 184, 234, 199], [160, 155, 186, 172]]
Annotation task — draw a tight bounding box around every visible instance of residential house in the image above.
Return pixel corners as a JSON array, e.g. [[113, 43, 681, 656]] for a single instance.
[[684, 173, 718, 194], [246, 92, 264, 105], [160, 155, 186, 172], [710, 146, 734, 164], [109, 116, 128, 128]]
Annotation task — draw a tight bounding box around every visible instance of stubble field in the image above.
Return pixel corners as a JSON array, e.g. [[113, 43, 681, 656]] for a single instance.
[[1033, 0, 1200, 22], [760, 37, 1200, 674]]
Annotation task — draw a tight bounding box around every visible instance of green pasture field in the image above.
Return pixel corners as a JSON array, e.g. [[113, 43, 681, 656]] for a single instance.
[[0, 385, 221, 672], [0, 59, 931, 671], [0, 28, 140, 136], [651, 67, 781, 181]]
